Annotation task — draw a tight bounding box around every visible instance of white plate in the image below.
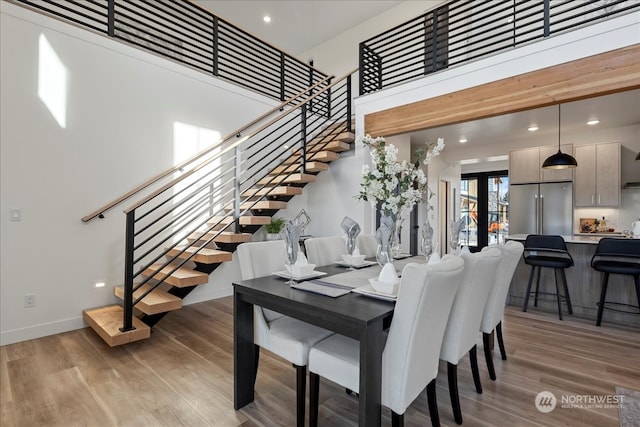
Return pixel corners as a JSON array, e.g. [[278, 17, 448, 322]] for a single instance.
[[333, 260, 378, 268], [273, 270, 327, 281], [352, 284, 398, 301]]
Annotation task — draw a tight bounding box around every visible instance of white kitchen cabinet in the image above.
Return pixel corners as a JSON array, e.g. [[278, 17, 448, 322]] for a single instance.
[[573, 142, 620, 207], [509, 144, 573, 184], [509, 148, 539, 184]]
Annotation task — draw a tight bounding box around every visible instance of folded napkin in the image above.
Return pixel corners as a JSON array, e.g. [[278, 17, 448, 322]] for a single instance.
[[294, 251, 309, 266], [460, 246, 471, 254], [427, 252, 441, 264], [372, 263, 399, 294], [353, 246, 361, 256]]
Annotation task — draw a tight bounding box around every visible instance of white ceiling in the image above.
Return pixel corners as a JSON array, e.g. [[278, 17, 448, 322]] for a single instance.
[[193, 0, 404, 56], [191, 1, 639, 159]]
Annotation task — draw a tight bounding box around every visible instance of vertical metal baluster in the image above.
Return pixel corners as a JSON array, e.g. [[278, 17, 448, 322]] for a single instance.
[[543, 0, 551, 37], [212, 16, 219, 77], [121, 211, 135, 332], [300, 105, 307, 175], [107, 0, 115, 37], [346, 75, 352, 133], [234, 142, 242, 232]]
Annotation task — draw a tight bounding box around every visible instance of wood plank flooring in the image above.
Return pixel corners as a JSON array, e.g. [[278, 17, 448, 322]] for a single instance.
[[2, 300, 638, 426]]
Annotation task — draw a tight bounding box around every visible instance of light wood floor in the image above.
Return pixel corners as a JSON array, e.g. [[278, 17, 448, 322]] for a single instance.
[[1, 299, 639, 426]]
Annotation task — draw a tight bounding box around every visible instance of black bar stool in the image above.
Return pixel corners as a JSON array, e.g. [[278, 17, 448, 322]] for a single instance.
[[590, 238, 640, 326], [522, 235, 574, 320]]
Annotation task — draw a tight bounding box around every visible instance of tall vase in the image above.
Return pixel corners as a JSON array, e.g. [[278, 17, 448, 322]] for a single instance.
[[391, 216, 405, 258], [375, 214, 396, 266]]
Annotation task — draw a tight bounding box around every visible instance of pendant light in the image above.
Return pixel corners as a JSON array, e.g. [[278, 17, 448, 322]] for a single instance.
[[542, 104, 578, 169]]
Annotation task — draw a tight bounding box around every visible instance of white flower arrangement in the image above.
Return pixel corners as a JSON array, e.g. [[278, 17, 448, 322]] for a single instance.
[[357, 134, 444, 216]]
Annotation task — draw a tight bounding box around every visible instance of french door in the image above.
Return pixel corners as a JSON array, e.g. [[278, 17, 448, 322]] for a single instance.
[[459, 171, 509, 251]]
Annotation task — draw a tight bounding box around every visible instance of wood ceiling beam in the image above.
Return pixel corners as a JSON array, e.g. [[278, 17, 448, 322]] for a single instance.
[[364, 44, 640, 137]]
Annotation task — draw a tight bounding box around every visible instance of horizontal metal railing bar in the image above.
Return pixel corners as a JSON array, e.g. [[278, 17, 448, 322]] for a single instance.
[[81, 73, 335, 221], [24, 0, 108, 34], [143, 0, 214, 35], [360, 0, 639, 94]]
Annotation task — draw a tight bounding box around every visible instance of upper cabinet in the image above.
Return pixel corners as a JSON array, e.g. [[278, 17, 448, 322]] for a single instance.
[[509, 145, 573, 184], [573, 143, 620, 207]]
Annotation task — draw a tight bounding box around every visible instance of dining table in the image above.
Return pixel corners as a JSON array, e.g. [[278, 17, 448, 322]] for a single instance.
[[233, 256, 423, 427]]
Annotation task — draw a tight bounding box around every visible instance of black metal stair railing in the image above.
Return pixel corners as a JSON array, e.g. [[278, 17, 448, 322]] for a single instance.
[[13, 0, 328, 102], [360, 0, 639, 95], [118, 69, 355, 332]]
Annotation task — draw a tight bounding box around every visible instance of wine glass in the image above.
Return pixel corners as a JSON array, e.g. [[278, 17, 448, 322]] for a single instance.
[[283, 240, 300, 285], [345, 235, 356, 270]]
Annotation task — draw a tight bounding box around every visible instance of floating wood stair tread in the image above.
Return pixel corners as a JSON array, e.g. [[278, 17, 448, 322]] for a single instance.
[[283, 151, 340, 164], [83, 305, 150, 347], [167, 246, 233, 264], [270, 162, 328, 175], [208, 216, 271, 226], [257, 173, 316, 185], [114, 284, 182, 315], [224, 200, 288, 211], [212, 231, 253, 243], [242, 186, 303, 198], [142, 264, 209, 288]]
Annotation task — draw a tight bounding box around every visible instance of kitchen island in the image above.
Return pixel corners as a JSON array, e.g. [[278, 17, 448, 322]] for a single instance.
[[506, 234, 639, 326]]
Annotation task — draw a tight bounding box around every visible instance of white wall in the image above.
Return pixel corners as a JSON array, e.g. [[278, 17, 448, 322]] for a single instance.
[[0, 2, 277, 345]]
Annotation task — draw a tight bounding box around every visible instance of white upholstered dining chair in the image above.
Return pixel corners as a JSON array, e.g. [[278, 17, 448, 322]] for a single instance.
[[308, 255, 465, 427], [439, 247, 501, 425], [304, 236, 346, 266], [357, 233, 378, 258], [480, 241, 524, 380], [236, 240, 332, 427]]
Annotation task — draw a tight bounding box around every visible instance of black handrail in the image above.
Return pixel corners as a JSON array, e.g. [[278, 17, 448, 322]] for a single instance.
[[359, 0, 639, 95], [13, 0, 328, 101], [118, 69, 355, 331]]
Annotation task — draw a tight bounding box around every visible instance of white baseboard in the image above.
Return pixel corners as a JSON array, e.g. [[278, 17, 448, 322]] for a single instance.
[[0, 316, 85, 346]]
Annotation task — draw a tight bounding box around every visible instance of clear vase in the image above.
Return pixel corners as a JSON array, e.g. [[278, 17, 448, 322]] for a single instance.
[[391, 216, 405, 258], [421, 218, 434, 259], [376, 214, 396, 266]]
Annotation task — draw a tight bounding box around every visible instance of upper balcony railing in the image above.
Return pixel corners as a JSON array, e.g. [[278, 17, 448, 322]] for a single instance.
[[14, 0, 328, 102], [359, 0, 639, 95]]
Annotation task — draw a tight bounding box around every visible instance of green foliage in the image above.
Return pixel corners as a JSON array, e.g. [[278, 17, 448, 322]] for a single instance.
[[266, 217, 285, 234]]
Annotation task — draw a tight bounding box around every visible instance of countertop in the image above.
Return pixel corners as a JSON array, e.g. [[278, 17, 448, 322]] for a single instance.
[[506, 234, 634, 244]]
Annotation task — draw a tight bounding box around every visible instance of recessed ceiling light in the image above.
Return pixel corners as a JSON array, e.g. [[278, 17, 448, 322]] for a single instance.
[[263, 15, 271, 23], [587, 119, 600, 125], [459, 138, 467, 143], [528, 125, 539, 132]]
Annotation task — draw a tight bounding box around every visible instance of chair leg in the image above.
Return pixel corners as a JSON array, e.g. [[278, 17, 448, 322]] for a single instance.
[[561, 268, 573, 314], [391, 411, 404, 427], [293, 364, 306, 427], [483, 332, 496, 381], [496, 321, 507, 361], [426, 379, 440, 427], [523, 266, 535, 312], [554, 268, 563, 320], [447, 362, 463, 424], [596, 272, 610, 326], [634, 275, 640, 313], [469, 345, 483, 394], [309, 372, 320, 427], [534, 266, 541, 307]]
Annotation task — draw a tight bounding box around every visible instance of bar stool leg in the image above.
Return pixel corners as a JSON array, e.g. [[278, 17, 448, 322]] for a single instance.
[[523, 266, 536, 312], [554, 268, 563, 320], [534, 267, 541, 307], [561, 268, 572, 314], [596, 272, 609, 326]]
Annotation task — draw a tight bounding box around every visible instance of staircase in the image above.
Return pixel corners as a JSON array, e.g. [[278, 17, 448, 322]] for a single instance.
[[83, 122, 354, 346]]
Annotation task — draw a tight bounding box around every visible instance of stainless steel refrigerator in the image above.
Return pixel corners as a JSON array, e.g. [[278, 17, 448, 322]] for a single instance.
[[509, 182, 573, 235]]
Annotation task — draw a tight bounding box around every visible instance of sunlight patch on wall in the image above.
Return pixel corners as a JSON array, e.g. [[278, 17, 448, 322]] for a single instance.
[[38, 34, 67, 128], [172, 122, 222, 242]]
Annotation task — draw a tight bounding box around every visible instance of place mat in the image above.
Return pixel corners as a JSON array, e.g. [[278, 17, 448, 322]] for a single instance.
[[291, 280, 352, 297], [273, 270, 327, 281], [333, 260, 378, 269]]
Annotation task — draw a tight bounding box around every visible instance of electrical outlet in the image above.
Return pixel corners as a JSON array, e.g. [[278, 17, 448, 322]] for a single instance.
[[24, 294, 35, 308]]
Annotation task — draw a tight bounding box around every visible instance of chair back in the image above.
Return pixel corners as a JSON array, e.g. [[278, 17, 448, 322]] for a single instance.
[[357, 234, 378, 258], [591, 238, 640, 274], [382, 255, 465, 415], [237, 240, 286, 324], [304, 236, 345, 266], [523, 234, 573, 266], [480, 241, 525, 334], [440, 248, 502, 364]]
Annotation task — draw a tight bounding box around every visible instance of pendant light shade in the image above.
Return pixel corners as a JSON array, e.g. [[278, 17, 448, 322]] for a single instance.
[[542, 104, 578, 169]]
